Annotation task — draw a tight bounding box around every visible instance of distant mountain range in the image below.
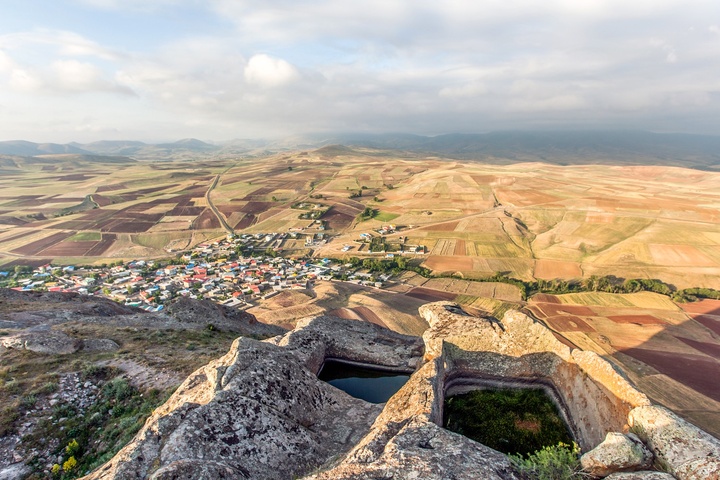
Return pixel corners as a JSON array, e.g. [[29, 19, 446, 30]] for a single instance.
[[2, 131, 720, 168]]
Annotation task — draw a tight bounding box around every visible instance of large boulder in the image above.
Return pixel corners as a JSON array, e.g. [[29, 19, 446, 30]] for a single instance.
[[581, 432, 653, 477], [81, 315, 424, 480], [164, 296, 285, 337], [629, 405, 720, 480], [0, 329, 80, 354]]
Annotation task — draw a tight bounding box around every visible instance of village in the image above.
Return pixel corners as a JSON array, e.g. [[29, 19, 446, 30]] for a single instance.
[[0, 233, 402, 312]]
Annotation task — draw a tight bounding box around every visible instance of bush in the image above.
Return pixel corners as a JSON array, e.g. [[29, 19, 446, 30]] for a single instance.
[[62, 456, 78, 473], [509, 442, 586, 480]]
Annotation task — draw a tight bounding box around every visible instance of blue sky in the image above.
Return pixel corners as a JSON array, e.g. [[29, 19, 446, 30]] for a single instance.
[[1, 0, 719, 142]]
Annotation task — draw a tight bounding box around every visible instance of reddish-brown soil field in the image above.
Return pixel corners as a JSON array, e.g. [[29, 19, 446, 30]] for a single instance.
[[100, 220, 155, 233], [241, 202, 273, 215], [2, 258, 53, 268], [691, 315, 720, 336], [0, 216, 30, 226], [58, 174, 94, 181], [607, 315, 666, 325], [675, 337, 720, 359], [534, 259, 582, 279], [156, 195, 194, 206], [352, 306, 388, 328], [85, 234, 116, 256], [532, 294, 561, 304], [40, 241, 98, 256], [77, 209, 117, 221], [544, 315, 595, 332], [168, 206, 204, 216], [621, 347, 720, 402], [52, 220, 90, 230], [241, 187, 274, 201], [680, 300, 720, 316], [11, 231, 75, 255], [133, 185, 179, 196], [454, 239, 466, 256], [406, 287, 457, 302], [536, 303, 596, 317], [323, 210, 355, 230], [193, 209, 220, 230], [423, 255, 474, 272], [328, 308, 360, 320], [91, 195, 116, 207], [234, 214, 256, 230], [118, 212, 164, 223], [123, 203, 156, 213], [422, 221, 459, 232]]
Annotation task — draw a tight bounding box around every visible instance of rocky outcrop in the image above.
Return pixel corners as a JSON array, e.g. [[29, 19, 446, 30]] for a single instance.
[[605, 473, 676, 480], [82, 315, 423, 480], [420, 302, 651, 448], [0, 328, 81, 354], [80, 301, 720, 479], [629, 405, 720, 479], [580, 432, 653, 477], [164, 297, 285, 336]]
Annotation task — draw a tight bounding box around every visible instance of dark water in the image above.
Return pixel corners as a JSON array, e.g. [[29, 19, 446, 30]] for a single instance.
[[318, 360, 410, 404]]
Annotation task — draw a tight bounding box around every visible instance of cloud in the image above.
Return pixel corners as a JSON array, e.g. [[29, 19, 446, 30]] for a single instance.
[[3, 1, 720, 141], [244, 54, 299, 88]]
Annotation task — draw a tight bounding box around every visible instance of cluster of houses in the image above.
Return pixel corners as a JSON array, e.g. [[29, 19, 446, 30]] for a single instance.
[[3, 234, 389, 312]]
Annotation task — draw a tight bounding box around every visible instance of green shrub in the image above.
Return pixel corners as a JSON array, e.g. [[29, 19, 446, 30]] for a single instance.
[[509, 442, 586, 480], [444, 389, 572, 456]]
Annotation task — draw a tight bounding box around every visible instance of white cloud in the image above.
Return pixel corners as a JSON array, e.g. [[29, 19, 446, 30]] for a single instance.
[[3, 1, 720, 140], [244, 54, 299, 88], [439, 82, 488, 98]]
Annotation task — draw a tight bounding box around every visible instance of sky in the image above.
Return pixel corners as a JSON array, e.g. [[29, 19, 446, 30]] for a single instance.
[[0, 0, 719, 143]]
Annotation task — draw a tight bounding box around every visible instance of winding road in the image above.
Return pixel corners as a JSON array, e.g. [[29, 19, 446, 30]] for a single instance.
[[205, 174, 234, 235]]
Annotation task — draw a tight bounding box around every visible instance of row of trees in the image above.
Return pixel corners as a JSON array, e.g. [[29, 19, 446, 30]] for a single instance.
[[344, 257, 719, 303]]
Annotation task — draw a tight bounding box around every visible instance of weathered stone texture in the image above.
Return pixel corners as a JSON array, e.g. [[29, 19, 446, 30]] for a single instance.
[[629, 405, 720, 480], [581, 432, 653, 477]]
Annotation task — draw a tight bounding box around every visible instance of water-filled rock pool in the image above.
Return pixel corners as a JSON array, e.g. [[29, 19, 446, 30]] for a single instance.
[[318, 359, 410, 404]]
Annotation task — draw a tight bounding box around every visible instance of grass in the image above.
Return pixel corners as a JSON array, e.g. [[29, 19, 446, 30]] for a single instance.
[[374, 211, 400, 222], [443, 388, 573, 456], [68, 231, 102, 242], [0, 317, 266, 479], [555, 291, 679, 309]]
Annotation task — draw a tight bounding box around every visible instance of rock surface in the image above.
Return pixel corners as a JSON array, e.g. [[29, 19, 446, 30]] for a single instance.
[[420, 302, 650, 448], [47, 300, 717, 479], [604, 473, 677, 480], [82, 315, 423, 480], [629, 405, 720, 480], [0, 462, 32, 480], [581, 432, 653, 477], [0, 328, 81, 354], [164, 296, 285, 336]]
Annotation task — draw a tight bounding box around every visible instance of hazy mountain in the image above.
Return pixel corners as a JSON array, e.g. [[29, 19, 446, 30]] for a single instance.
[[3, 131, 720, 168], [75, 140, 148, 156], [0, 141, 92, 156], [156, 138, 218, 151], [322, 131, 720, 168]]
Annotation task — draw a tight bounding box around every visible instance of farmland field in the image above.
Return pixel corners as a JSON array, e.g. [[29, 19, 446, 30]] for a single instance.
[[1, 148, 720, 292], [527, 291, 720, 437]]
